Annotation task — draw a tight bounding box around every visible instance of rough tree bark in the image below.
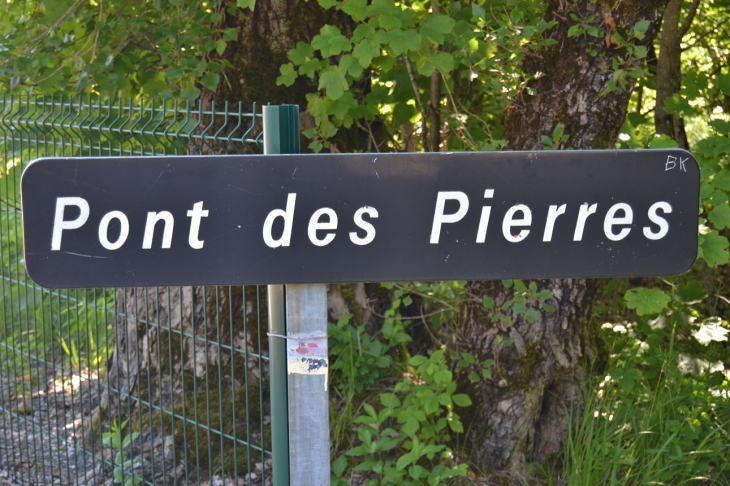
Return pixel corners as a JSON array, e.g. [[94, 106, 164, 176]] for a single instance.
[[458, 0, 669, 479], [654, 0, 700, 148]]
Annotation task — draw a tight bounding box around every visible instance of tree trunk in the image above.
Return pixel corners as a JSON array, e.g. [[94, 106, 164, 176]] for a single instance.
[[459, 0, 668, 478], [655, 0, 700, 148], [99, 286, 269, 481], [96, 2, 349, 482]]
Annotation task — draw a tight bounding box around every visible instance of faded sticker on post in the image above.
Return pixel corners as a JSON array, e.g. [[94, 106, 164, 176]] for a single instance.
[[287, 336, 328, 389]]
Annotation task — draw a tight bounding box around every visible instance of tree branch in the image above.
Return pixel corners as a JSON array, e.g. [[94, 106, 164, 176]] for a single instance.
[[429, 70, 441, 152], [678, 0, 701, 38], [404, 56, 429, 151]]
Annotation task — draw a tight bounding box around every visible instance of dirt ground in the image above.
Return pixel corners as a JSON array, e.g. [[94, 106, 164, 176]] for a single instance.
[[0, 359, 271, 486]]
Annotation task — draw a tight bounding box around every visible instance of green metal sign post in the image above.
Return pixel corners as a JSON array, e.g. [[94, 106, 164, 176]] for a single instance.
[[264, 105, 330, 486], [264, 104, 296, 486]]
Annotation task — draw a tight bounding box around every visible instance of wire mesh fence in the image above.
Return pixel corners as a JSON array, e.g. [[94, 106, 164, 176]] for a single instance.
[[0, 95, 274, 486]]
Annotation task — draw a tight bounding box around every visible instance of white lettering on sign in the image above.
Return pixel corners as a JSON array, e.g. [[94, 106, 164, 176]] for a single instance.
[[665, 155, 689, 172], [428, 192, 673, 245], [187, 201, 209, 249], [475, 189, 494, 243], [573, 203, 598, 241], [502, 204, 532, 243], [50, 198, 210, 251], [143, 211, 174, 249], [98, 211, 130, 250], [350, 206, 378, 245], [51, 197, 90, 250], [308, 207, 338, 247], [643, 202, 672, 240], [543, 204, 567, 242], [263, 193, 297, 248], [47, 191, 675, 255], [430, 191, 470, 244], [603, 203, 633, 241]]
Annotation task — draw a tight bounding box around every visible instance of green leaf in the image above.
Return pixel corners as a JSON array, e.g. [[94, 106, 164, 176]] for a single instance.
[[317, 0, 338, 7], [333, 455, 347, 478], [312, 25, 352, 57], [389, 30, 421, 55], [141, 78, 166, 97], [299, 58, 326, 78], [717, 73, 730, 96], [329, 90, 358, 119], [482, 296, 494, 310], [525, 308, 539, 323], [633, 20, 650, 34], [435, 368, 452, 384], [709, 203, 730, 230], [472, 3, 486, 19], [586, 26, 602, 37], [452, 394, 472, 407], [42, 0, 76, 24], [353, 39, 380, 68], [402, 417, 419, 437], [215, 39, 228, 55], [677, 280, 707, 302], [222, 28, 238, 42], [624, 288, 670, 316], [421, 14, 456, 44], [378, 14, 402, 30], [199, 72, 220, 91], [380, 392, 401, 408], [649, 134, 679, 148], [713, 171, 730, 191], [567, 24, 584, 37], [392, 102, 416, 126], [237, 0, 255, 10], [342, 0, 368, 21], [632, 45, 647, 58], [396, 452, 415, 470], [370, 0, 397, 15], [431, 52, 454, 74], [633, 20, 649, 39], [699, 231, 729, 266], [318, 67, 348, 100], [664, 94, 693, 116], [628, 67, 646, 78], [708, 119, 730, 136], [618, 367, 642, 393], [538, 289, 552, 300], [417, 52, 454, 76], [289, 42, 315, 65], [277, 62, 297, 86], [448, 416, 464, 433], [181, 82, 201, 101]]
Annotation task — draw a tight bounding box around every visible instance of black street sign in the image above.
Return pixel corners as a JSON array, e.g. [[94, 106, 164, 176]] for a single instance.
[[21, 150, 699, 288]]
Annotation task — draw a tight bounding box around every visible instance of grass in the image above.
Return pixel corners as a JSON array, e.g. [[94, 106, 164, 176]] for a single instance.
[[560, 323, 730, 486], [1, 207, 114, 378]]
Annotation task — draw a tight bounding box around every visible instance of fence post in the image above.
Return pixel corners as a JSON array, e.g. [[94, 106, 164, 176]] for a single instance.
[[264, 104, 299, 486], [263, 104, 331, 486]]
